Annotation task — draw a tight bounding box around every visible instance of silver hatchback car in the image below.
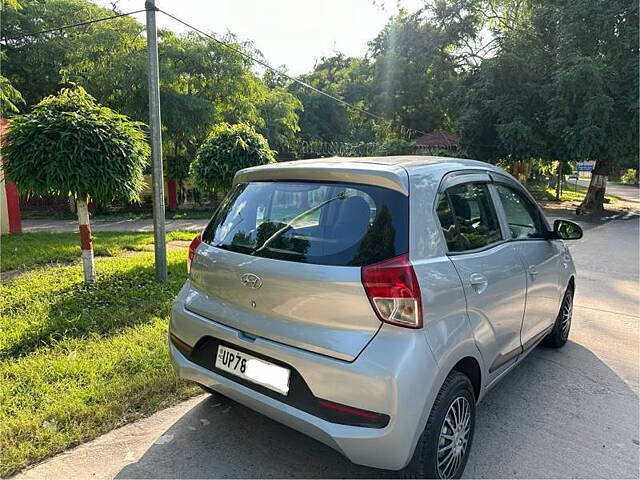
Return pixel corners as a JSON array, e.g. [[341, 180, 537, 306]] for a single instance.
[[169, 156, 582, 478]]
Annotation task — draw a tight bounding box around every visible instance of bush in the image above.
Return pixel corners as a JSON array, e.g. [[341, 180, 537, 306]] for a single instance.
[[191, 123, 275, 192], [375, 138, 413, 156], [621, 168, 638, 185]]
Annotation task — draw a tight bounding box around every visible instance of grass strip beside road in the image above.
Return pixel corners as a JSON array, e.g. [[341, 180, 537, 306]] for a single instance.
[[0, 245, 199, 476], [529, 182, 619, 203], [1, 231, 196, 271]]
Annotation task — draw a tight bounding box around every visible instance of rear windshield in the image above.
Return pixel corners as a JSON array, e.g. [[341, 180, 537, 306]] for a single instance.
[[202, 181, 408, 266]]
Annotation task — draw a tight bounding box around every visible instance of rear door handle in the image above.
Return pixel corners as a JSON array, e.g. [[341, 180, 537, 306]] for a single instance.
[[469, 273, 488, 293], [527, 266, 538, 277]]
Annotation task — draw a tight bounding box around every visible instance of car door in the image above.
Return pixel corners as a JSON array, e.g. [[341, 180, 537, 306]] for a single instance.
[[436, 175, 527, 381], [493, 181, 564, 350]]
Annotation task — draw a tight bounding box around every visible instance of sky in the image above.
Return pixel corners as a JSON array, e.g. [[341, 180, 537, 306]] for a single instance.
[[94, 0, 424, 76]]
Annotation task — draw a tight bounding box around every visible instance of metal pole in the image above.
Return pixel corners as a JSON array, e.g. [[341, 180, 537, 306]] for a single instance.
[[145, 0, 167, 281]]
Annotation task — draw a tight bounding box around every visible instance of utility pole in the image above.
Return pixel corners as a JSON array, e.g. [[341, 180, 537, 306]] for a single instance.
[[145, 0, 167, 281]]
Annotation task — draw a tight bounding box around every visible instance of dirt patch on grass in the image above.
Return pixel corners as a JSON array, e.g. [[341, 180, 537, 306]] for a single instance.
[[1, 269, 23, 282], [167, 240, 191, 248]]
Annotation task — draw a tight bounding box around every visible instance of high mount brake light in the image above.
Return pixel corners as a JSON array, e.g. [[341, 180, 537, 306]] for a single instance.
[[361, 254, 423, 328], [187, 234, 202, 275]]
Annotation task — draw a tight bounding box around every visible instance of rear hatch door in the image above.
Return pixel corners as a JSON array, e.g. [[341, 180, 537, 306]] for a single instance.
[[187, 179, 409, 361]]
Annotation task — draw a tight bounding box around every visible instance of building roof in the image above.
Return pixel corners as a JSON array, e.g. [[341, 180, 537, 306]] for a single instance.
[[414, 130, 460, 148]]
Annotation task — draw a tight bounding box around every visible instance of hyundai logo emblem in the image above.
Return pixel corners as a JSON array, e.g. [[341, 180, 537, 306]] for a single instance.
[[240, 273, 263, 289]]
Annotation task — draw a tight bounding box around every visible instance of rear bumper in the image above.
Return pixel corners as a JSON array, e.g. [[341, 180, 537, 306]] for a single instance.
[[169, 299, 440, 470]]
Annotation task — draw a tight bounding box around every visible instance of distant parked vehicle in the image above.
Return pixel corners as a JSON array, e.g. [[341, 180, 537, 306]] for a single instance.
[[169, 156, 582, 479]]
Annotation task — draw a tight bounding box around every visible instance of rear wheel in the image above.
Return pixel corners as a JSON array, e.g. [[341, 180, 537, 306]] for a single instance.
[[401, 371, 476, 479], [543, 285, 574, 348]]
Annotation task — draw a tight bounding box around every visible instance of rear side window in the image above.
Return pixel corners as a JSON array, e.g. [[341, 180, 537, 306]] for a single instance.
[[202, 181, 408, 266], [437, 182, 503, 252]]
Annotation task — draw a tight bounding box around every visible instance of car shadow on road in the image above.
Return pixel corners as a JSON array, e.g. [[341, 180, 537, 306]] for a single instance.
[[114, 392, 389, 479], [115, 340, 638, 479]]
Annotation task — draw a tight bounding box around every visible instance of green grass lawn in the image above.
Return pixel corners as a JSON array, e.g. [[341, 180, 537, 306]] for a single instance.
[[0, 237, 199, 476], [1, 231, 196, 271], [528, 182, 619, 203]]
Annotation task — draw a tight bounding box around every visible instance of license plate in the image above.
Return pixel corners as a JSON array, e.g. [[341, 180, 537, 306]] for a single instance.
[[215, 344, 291, 395]]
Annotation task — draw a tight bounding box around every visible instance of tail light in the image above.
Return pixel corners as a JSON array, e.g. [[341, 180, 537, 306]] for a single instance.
[[361, 254, 423, 328], [187, 234, 202, 275]]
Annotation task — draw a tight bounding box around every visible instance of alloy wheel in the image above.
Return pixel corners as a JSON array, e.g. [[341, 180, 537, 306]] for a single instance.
[[437, 396, 471, 478], [561, 292, 573, 338]]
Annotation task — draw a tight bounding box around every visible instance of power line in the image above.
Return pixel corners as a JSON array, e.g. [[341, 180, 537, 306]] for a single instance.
[[157, 8, 426, 137], [0, 9, 147, 43]]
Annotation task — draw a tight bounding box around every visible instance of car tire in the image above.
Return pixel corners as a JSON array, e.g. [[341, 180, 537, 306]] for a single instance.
[[401, 371, 476, 479], [543, 285, 574, 348]]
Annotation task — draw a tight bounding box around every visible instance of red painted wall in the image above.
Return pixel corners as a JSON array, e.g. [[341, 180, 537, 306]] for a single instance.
[[1, 118, 22, 234]]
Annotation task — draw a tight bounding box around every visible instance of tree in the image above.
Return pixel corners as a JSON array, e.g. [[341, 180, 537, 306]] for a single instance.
[[368, 11, 458, 136], [256, 88, 303, 150], [4, 87, 149, 283], [446, 0, 638, 211], [191, 123, 275, 193], [0, 73, 24, 115], [3, 0, 301, 180], [0, 1, 25, 114], [288, 54, 375, 144], [548, 0, 639, 212]]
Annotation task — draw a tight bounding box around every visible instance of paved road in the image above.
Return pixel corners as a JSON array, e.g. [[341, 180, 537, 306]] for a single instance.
[[22, 218, 209, 233], [15, 215, 639, 479]]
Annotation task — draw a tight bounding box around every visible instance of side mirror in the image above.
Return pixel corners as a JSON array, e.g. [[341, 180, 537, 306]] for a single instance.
[[553, 219, 583, 240]]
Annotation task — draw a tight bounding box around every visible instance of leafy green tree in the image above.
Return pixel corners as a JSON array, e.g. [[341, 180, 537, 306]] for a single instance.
[[545, 0, 638, 211], [446, 0, 637, 211], [0, 73, 24, 115], [368, 11, 458, 136], [256, 87, 303, 149], [0, 1, 25, 114], [191, 123, 275, 193], [4, 87, 149, 283], [3, 0, 301, 179], [2, 0, 144, 109], [288, 54, 375, 144]]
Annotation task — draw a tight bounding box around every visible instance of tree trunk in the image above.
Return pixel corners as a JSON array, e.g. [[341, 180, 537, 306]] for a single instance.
[[76, 197, 96, 284], [578, 163, 608, 213]]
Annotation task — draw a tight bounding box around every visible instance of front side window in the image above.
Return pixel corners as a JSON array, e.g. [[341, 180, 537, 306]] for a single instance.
[[202, 181, 408, 266], [495, 184, 544, 239], [438, 182, 503, 252]]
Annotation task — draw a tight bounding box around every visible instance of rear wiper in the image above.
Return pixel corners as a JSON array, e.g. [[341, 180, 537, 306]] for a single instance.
[[252, 191, 348, 255]]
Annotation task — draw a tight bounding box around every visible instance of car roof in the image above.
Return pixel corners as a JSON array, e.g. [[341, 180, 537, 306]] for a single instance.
[[234, 156, 507, 195], [255, 155, 499, 172]]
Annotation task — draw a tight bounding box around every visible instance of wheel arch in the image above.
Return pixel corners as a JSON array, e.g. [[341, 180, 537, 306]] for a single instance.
[[451, 356, 482, 401]]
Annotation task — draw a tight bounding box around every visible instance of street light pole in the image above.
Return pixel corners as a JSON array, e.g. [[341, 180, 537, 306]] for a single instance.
[[145, 0, 167, 281]]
